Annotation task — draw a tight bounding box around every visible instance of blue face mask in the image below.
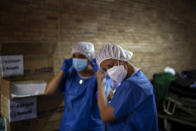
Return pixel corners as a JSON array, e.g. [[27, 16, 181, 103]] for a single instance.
[[72, 58, 88, 72]]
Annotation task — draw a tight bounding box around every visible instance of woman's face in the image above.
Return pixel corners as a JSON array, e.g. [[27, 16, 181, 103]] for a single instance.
[[100, 59, 128, 72], [72, 52, 89, 72], [100, 59, 119, 72]]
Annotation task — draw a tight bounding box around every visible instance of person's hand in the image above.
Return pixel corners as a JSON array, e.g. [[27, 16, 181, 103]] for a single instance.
[[108, 90, 114, 101], [61, 58, 72, 72], [96, 69, 107, 88]]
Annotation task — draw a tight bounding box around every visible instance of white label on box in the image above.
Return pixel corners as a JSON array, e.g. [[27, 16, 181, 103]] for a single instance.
[[8, 97, 37, 122], [0, 55, 24, 77]]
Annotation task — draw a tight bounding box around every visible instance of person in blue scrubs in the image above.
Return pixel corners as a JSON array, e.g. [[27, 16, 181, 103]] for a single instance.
[[96, 43, 159, 131], [45, 42, 105, 131]]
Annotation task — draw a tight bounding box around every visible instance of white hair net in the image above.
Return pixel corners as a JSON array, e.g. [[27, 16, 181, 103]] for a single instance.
[[96, 43, 133, 65], [72, 42, 95, 60]]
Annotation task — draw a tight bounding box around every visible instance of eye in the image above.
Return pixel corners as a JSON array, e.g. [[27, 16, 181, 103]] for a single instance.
[[102, 68, 106, 72], [79, 54, 86, 59], [72, 54, 76, 58], [107, 63, 114, 69]]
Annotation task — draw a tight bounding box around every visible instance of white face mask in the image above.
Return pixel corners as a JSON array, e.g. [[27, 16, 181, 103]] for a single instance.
[[107, 65, 127, 83]]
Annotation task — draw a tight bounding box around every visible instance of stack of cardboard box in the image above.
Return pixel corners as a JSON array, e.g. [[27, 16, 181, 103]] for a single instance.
[[0, 43, 64, 131]]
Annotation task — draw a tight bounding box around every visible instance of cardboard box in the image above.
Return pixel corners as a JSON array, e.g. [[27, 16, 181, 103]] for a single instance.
[[0, 42, 64, 124], [0, 42, 55, 81], [1, 96, 37, 123], [10, 80, 47, 98], [2, 94, 64, 130], [0, 42, 66, 130], [0, 73, 49, 122], [1, 79, 47, 99], [5, 106, 64, 131]]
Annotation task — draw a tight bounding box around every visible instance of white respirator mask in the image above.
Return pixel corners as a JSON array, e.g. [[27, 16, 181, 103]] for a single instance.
[[107, 64, 127, 83]]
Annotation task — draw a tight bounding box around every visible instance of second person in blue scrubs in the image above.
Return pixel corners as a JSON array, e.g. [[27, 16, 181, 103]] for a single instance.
[[96, 43, 159, 131], [45, 42, 104, 131]]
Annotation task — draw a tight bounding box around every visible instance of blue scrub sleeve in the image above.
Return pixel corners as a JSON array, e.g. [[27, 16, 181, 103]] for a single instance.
[[59, 58, 72, 92], [109, 82, 149, 119], [91, 58, 100, 72], [61, 58, 72, 72]]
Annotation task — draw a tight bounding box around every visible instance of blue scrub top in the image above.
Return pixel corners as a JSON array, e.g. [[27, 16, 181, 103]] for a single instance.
[[108, 70, 159, 131], [59, 59, 104, 131]]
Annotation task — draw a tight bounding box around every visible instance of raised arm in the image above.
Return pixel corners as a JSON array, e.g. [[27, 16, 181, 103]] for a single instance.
[[96, 69, 116, 122], [44, 70, 64, 95], [45, 58, 72, 95]]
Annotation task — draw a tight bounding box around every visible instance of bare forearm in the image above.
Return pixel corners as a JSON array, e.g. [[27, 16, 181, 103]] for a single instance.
[[97, 81, 115, 121], [45, 71, 64, 95], [98, 81, 108, 112]]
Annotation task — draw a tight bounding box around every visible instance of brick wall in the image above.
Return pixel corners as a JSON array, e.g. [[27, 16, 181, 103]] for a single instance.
[[0, 0, 196, 78], [0, 0, 59, 42]]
